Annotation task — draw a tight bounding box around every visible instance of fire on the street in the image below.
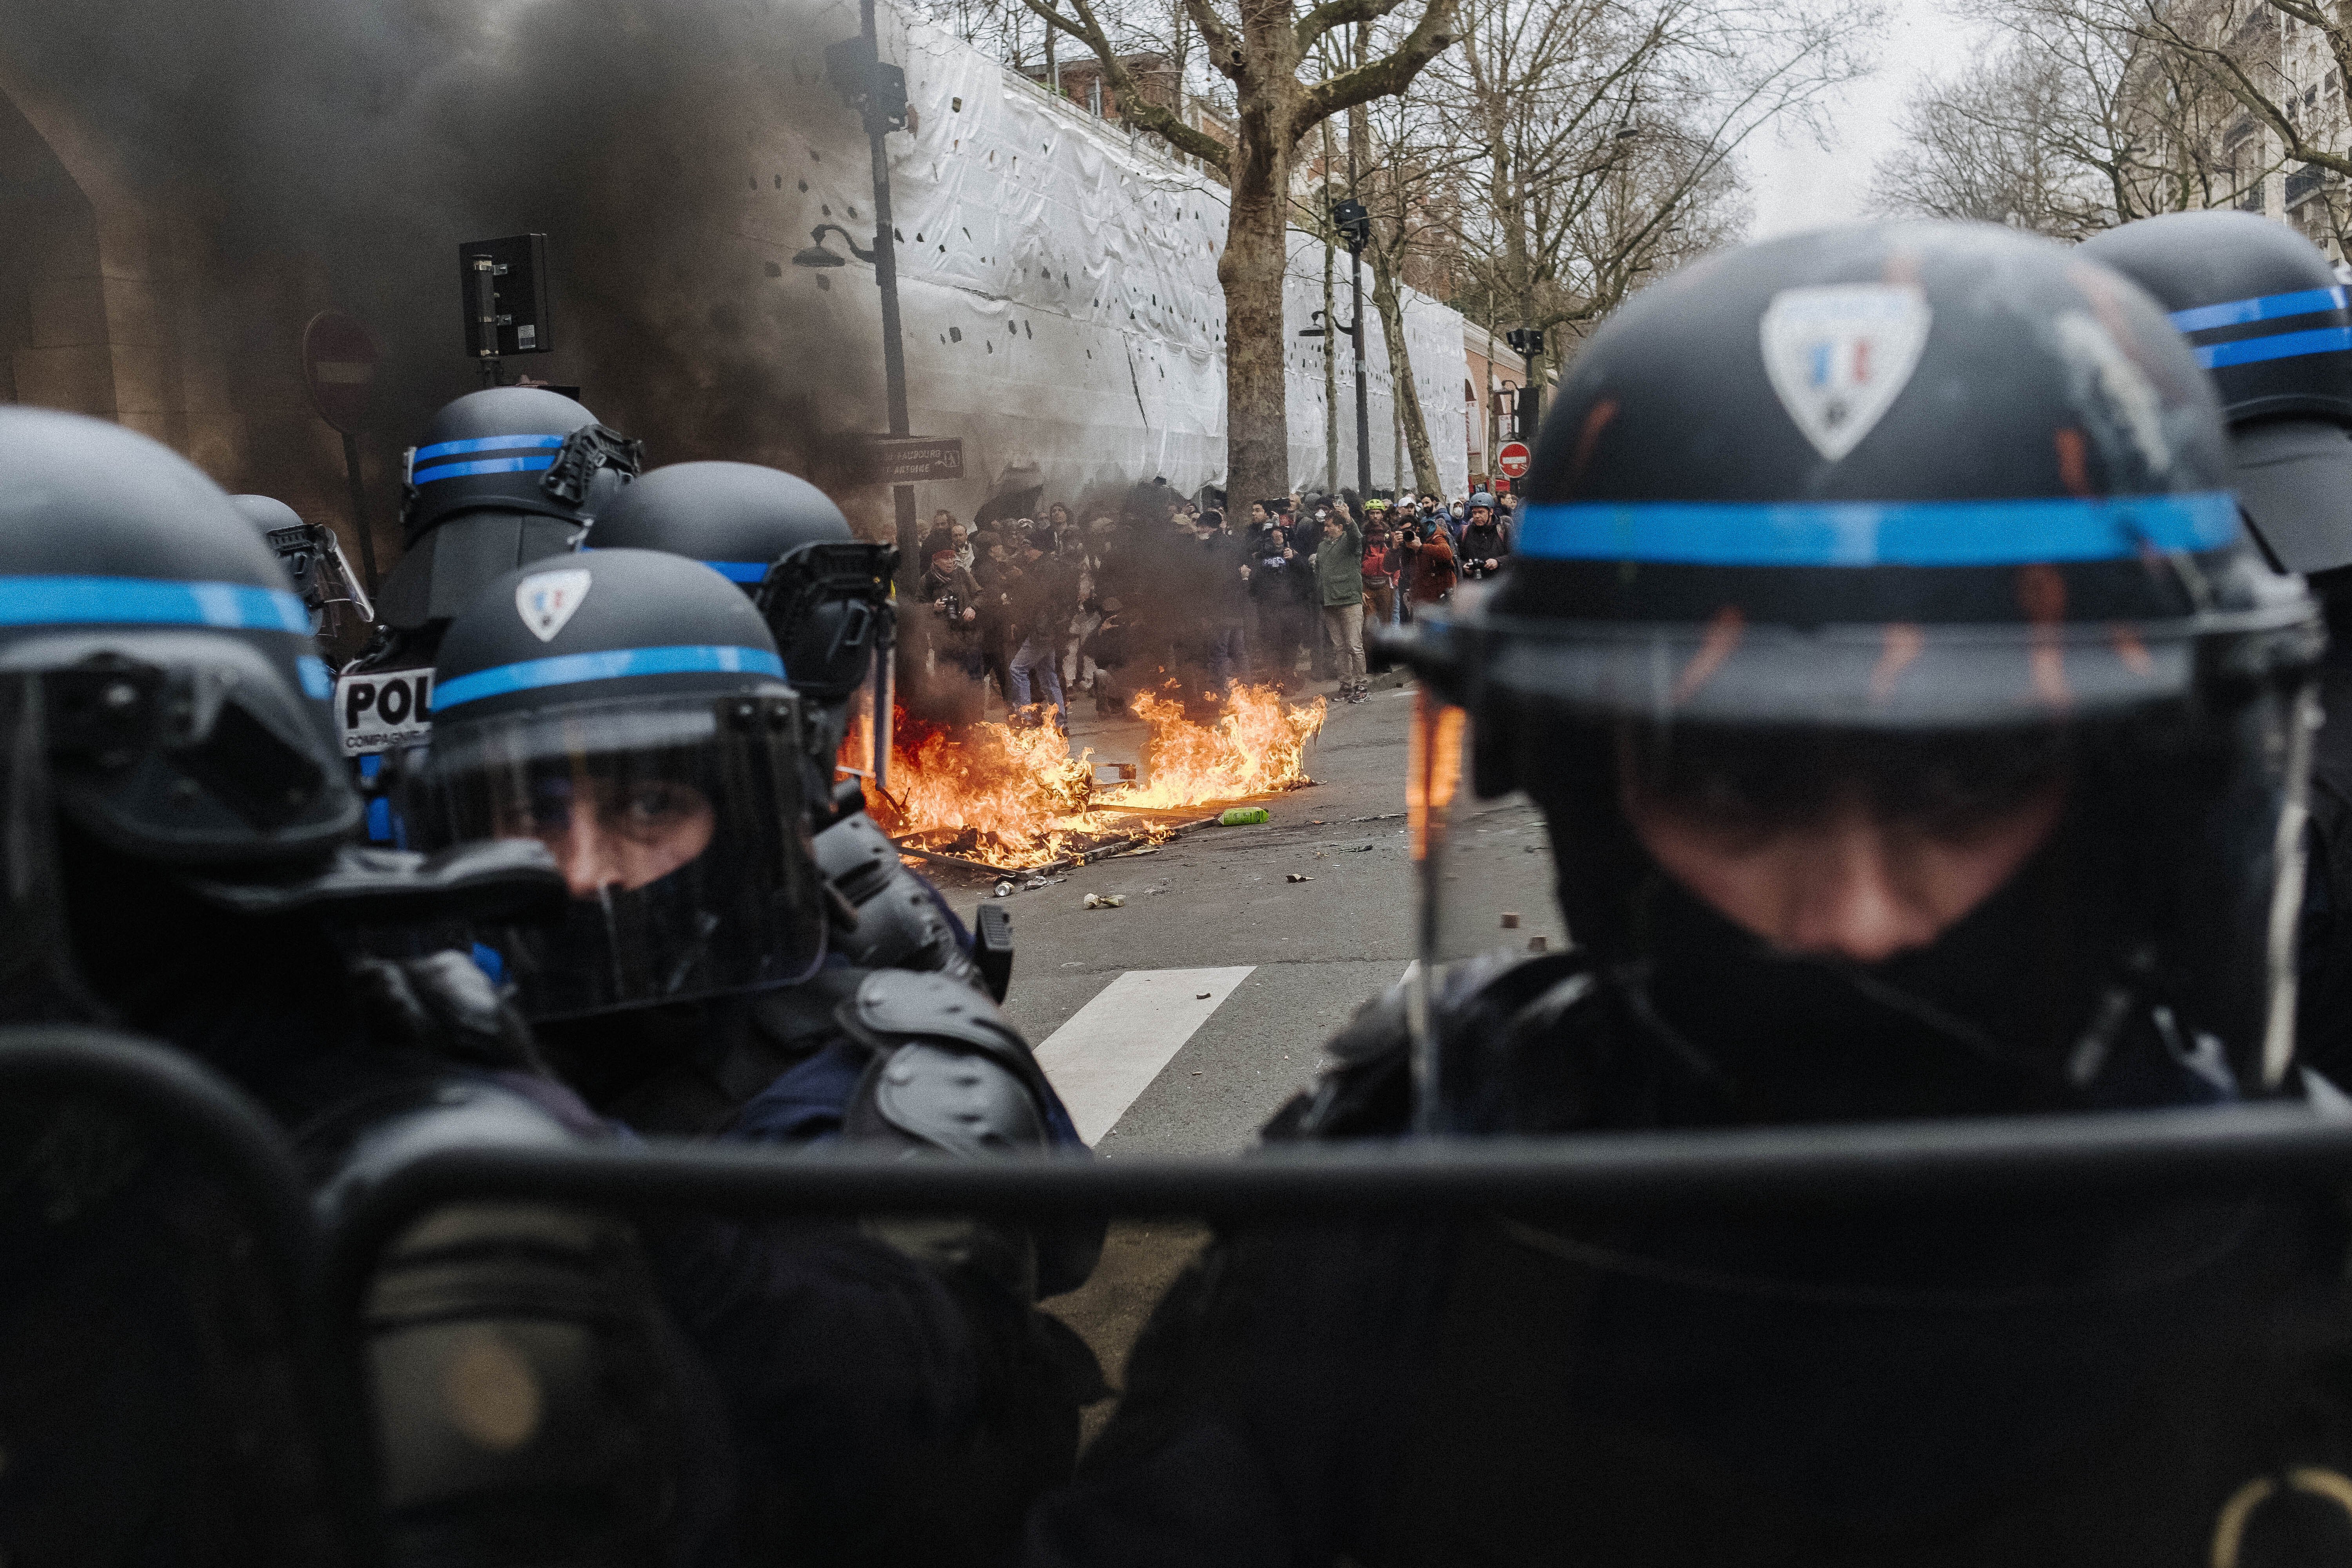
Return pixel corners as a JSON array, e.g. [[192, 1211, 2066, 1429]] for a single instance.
[[845, 684, 1328, 869]]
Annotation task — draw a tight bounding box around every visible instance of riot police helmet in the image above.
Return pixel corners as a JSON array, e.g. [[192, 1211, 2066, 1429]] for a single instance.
[[2080, 211, 2352, 577], [412, 548, 826, 1020], [586, 461, 894, 712], [1391, 221, 2321, 1127], [0, 411, 358, 865], [0, 412, 354, 1013], [374, 388, 643, 639], [232, 494, 375, 644]]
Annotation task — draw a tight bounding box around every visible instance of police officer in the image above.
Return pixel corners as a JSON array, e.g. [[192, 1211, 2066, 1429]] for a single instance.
[[347, 387, 642, 847], [0, 408, 724, 1566], [582, 461, 1007, 995], [360, 387, 642, 675], [411, 547, 1100, 1566], [1026, 222, 2342, 1565], [2078, 212, 2352, 1080]]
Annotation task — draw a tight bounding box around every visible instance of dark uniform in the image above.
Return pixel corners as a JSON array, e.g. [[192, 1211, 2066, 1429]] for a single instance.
[[411, 548, 1100, 1568], [1027, 222, 2352, 1566], [0, 408, 719, 1568]]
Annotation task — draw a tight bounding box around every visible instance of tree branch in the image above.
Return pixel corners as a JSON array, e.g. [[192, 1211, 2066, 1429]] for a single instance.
[[1019, 0, 1234, 168], [1296, 0, 1411, 60], [1299, 0, 1459, 136], [1180, 0, 1245, 82]]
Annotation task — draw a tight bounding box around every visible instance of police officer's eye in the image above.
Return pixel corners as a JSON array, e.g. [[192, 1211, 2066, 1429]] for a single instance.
[[621, 784, 693, 822]]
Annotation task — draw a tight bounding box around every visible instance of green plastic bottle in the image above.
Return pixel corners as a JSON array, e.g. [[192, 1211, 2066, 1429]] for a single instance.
[[1219, 806, 1270, 826]]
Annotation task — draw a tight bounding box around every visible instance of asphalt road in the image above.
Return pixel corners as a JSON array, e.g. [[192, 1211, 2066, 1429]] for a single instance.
[[909, 675, 1561, 1418]]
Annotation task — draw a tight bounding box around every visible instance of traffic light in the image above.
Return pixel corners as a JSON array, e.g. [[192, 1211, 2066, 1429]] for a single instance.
[[825, 35, 911, 131], [1331, 197, 1371, 255]]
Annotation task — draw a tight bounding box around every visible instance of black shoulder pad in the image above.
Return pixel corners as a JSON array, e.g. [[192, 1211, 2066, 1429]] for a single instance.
[[812, 809, 901, 902], [835, 969, 1031, 1068], [816, 813, 988, 987], [1266, 951, 1598, 1142], [849, 1042, 1048, 1156]]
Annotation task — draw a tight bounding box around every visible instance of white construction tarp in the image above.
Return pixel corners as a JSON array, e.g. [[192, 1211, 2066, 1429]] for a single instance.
[[774, 0, 1470, 515]]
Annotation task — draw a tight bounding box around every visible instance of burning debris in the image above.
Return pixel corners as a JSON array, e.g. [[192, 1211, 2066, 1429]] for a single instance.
[[847, 683, 1327, 872]]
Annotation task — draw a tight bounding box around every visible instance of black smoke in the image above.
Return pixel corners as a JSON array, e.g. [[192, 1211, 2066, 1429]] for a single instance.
[[0, 0, 885, 545]]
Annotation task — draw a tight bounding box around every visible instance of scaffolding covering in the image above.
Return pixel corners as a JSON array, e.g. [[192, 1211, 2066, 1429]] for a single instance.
[[774, 0, 1472, 515]]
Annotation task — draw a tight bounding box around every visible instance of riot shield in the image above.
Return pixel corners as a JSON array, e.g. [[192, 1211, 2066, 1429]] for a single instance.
[[320, 1105, 2352, 1566], [0, 1025, 368, 1568]]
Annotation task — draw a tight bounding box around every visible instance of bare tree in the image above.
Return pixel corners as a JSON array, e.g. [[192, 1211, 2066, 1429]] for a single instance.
[[1872, 0, 2273, 236], [1356, 77, 1457, 495], [2106, 0, 2351, 187], [1431, 0, 1869, 401], [1019, 0, 1457, 503]]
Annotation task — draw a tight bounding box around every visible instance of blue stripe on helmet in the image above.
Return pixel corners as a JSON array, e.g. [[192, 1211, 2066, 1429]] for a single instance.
[[412, 454, 559, 485], [0, 575, 311, 633], [573, 549, 770, 585], [2167, 286, 2348, 335], [2194, 325, 2352, 370], [413, 434, 569, 463], [1515, 492, 2241, 568], [432, 644, 788, 711]]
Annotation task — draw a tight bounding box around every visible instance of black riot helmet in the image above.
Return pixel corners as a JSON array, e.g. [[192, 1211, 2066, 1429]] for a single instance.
[[2080, 211, 2352, 576], [1392, 221, 2322, 1128], [231, 493, 375, 649], [412, 548, 826, 1021], [585, 462, 896, 775], [372, 388, 643, 639], [0, 411, 350, 1018]]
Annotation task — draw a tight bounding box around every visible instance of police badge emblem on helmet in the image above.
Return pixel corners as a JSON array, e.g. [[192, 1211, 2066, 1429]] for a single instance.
[[1759, 284, 1934, 461], [515, 568, 591, 642]]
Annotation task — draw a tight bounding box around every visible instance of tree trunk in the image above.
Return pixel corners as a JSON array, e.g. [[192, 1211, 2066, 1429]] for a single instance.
[[1319, 120, 1339, 492], [1370, 245, 1443, 497], [1219, 122, 1295, 506]]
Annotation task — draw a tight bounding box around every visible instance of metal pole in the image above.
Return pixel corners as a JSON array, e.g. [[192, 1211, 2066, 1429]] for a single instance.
[[861, 0, 920, 599], [472, 258, 501, 389], [1351, 246, 1370, 497], [339, 433, 379, 595]]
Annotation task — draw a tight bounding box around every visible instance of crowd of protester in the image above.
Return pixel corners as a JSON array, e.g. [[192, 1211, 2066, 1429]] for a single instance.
[[907, 481, 1518, 726]]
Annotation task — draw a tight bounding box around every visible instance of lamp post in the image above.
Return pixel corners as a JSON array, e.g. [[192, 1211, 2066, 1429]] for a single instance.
[[820, 0, 918, 593], [1332, 196, 1372, 498]]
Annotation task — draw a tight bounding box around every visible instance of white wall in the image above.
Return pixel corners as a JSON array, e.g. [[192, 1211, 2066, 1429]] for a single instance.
[[775, 0, 1470, 516]]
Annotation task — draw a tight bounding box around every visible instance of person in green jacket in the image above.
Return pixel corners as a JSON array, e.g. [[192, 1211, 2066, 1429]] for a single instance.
[[1316, 500, 1367, 703]]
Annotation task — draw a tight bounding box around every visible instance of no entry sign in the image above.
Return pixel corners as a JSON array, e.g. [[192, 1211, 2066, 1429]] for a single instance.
[[1496, 441, 1532, 479], [303, 311, 379, 436]]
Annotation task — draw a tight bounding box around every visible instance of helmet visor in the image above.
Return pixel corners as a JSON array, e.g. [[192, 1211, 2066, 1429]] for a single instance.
[[414, 693, 824, 1020], [0, 675, 103, 1024], [1407, 680, 2312, 1132]]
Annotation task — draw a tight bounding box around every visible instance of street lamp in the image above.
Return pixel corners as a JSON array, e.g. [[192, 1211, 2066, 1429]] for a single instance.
[[1504, 326, 1546, 435], [1332, 195, 1372, 497], [824, 4, 918, 596], [792, 223, 876, 269]]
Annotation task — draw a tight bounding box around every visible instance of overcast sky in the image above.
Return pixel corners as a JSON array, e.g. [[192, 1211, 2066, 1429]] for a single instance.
[[1740, 0, 1996, 237]]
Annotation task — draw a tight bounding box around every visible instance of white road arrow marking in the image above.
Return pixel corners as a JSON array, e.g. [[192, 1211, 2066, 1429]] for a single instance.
[[1034, 966, 1256, 1144]]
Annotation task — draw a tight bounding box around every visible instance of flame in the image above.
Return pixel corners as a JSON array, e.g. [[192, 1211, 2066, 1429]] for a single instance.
[[842, 683, 1328, 869]]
